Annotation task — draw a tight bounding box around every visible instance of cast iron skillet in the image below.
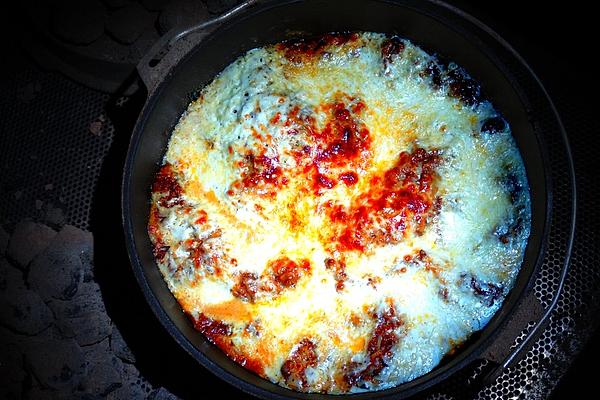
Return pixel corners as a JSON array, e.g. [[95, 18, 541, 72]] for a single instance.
[[122, 0, 572, 398]]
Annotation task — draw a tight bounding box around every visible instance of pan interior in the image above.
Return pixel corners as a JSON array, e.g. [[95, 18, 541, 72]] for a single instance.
[[124, 0, 547, 398]]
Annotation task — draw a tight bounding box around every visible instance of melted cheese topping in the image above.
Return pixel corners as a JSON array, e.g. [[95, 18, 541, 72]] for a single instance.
[[148, 32, 531, 393]]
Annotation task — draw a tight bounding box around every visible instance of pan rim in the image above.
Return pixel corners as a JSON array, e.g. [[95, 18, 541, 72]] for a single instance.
[[122, 0, 573, 398]]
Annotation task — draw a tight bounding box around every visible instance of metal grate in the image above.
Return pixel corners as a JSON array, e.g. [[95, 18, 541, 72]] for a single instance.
[[0, 67, 115, 230], [1, 32, 597, 400]]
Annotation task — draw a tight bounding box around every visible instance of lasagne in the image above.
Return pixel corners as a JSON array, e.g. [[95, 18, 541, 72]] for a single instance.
[[148, 32, 531, 393]]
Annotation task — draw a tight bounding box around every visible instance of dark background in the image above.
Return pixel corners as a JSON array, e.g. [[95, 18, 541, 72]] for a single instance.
[[1, 1, 597, 399]]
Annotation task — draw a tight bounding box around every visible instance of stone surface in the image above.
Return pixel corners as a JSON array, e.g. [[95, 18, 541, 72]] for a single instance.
[[0, 263, 53, 335], [80, 339, 124, 396], [158, 0, 209, 34], [25, 337, 87, 390], [29, 248, 83, 301], [53, 225, 94, 282], [44, 204, 66, 229], [7, 221, 56, 268], [52, 225, 94, 265], [0, 342, 25, 400], [0, 258, 25, 291], [49, 282, 112, 345], [106, 363, 153, 399], [149, 387, 180, 400], [0, 381, 23, 400], [106, 3, 157, 44], [0, 325, 28, 351], [110, 327, 136, 363], [51, 0, 107, 45], [28, 225, 94, 300], [21, 384, 49, 400], [0, 225, 8, 256]]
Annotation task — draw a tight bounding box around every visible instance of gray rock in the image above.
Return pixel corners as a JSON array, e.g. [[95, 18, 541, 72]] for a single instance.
[[158, 0, 209, 34], [21, 384, 50, 400], [25, 337, 87, 390], [205, 0, 240, 14], [106, 363, 152, 399], [0, 381, 22, 400], [132, 26, 161, 61], [82, 336, 110, 360], [149, 387, 180, 400], [0, 342, 25, 400], [0, 278, 53, 335], [25, 380, 94, 400], [52, 225, 94, 266], [49, 282, 112, 345], [58, 311, 112, 346], [29, 249, 83, 301], [0, 225, 8, 256], [48, 281, 107, 318], [7, 221, 56, 268], [0, 258, 25, 291], [28, 225, 94, 300], [0, 325, 28, 352], [52, 225, 94, 282], [44, 204, 66, 229], [52, 392, 96, 400], [80, 339, 124, 396], [51, 0, 106, 45], [110, 327, 136, 363], [106, 3, 156, 44], [141, 0, 170, 11]]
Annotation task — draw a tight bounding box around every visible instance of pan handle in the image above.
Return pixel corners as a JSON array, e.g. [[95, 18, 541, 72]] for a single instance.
[[137, 0, 264, 95]]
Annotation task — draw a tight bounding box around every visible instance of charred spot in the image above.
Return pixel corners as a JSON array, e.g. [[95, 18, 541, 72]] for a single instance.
[[316, 101, 370, 165], [481, 116, 507, 135], [152, 164, 184, 208], [236, 151, 286, 196], [367, 275, 381, 289], [278, 32, 359, 63], [313, 173, 337, 192], [185, 238, 206, 269], [470, 276, 504, 306], [153, 245, 169, 261], [339, 171, 358, 186], [268, 256, 311, 291], [325, 257, 347, 291], [327, 148, 440, 253], [231, 272, 259, 303], [192, 314, 264, 375], [433, 196, 443, 213], [187, 88, 203, 102], [148, 206, 169, 261], [439, 287, 449, 302], [345, 303, 403, 386], [192, 313, 231, 339], [501, 172, 523, 204], [231, 354, 264, 376], [496, 215, 524, 244], [281, 338, 318, 389], [446, 68, 482, 106], [420, 60, 443, 88], [381, 36, 405, 67]]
